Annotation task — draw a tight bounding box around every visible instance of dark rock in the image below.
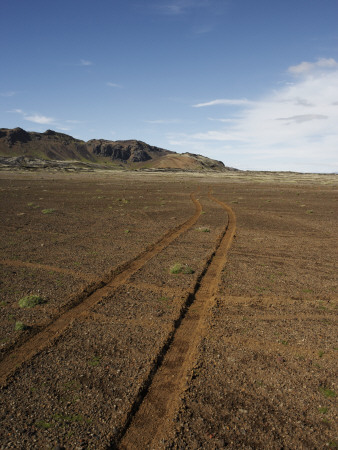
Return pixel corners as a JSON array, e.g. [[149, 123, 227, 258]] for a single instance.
[[6, 127, 31, 146]]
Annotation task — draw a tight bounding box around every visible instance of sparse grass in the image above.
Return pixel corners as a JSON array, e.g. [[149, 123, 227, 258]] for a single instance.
[[170, 263, 183, 274], [183, 265, 195, 274], [196, 227, 210, 232], [170, 263, 195, 274], [306, 210, 314, 214], [302, 288, 313, 294], [15, 321, 28, 331], [35, 420, 53, 429], [124, 229, 130, 234], [318, 350, 325, 358], [89, 355, 101, 367], [319, 386, 336, 398], [318, 407, 329, 414], [53, 413, 87, 424], [41, 208, 55, 214], [18, 295, 46, 308]]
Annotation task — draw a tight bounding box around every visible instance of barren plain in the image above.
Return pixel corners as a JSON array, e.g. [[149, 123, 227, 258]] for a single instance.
[[0, 169, 337, 449]]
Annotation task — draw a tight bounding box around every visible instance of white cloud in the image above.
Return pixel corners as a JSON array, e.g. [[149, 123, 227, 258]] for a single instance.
[[107, 82, 123, 88], [171, 59, 338, 172], [193, 98, 251, 107], [8, 109, 24, 114], [24, 114, 55, 125], [288, 58, 338, 75], [80, 59, 92, 66]]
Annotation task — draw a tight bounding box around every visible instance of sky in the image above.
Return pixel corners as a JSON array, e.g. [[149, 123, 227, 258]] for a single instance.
[[1, 0, 338, 172]]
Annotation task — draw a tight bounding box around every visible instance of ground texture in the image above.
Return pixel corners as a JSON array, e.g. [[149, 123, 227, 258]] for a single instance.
[[0, 170, 337, 449]]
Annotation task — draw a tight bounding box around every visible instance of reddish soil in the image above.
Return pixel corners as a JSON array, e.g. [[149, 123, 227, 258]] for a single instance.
[[0, 170, 337, 449]]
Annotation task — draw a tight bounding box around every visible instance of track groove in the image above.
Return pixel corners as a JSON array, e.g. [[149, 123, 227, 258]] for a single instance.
[[112, 192, 236, 449], [0, 193, 201, 387], [0, 259, 93, 280]]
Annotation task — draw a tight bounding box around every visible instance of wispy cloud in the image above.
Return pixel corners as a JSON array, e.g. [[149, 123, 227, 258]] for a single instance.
[[1, 91, 17, 97], [288, 57, 338, 75], [170, 58, 338, 172], [8, 108, 76, 129], [276, 114, 328, 124], [208, 117, 236, 123], [193, 98, 251, 107], [153, 0, 225, 16], [66, 119, 83, 124], [106, 82, 123, 88], [24, 114, 55, 125], [155, 0, 204, 15], [80, 59, 92, 66], [145, 119, 181, 124]]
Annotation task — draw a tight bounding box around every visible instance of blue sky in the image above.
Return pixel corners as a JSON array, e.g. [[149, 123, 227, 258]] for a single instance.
[[1, 0, 337, 172]]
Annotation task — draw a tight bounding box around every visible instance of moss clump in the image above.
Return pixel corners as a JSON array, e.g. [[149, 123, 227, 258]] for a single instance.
[[170, 263, 195, 275], [18, 295, 46, 308], [15, 321, 28, 331]]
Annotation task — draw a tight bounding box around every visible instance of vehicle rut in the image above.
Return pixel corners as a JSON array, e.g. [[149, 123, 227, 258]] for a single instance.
[[112, 192, 236, 449], [0, 259, 93, 280], [0, 193, 202, 387]]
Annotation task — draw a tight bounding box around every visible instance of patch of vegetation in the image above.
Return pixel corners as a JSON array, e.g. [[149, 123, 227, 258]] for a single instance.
[[306, 210, 314, 214], [15, 321, 28, 331], [41, 208, 55, 214], [35, 420, 53, 429], [170, 263, 195, 274], [18, 295, 46, 308], [124, 229, 130, 234], [302, 288, 313, 294], [197, 227, 210, 232], [53, 413, 87, 424], [89, 355, 101, 367], [0, 301, 7, 307], [319, 386, 336, 398], [318, 350, 325, 358], [318, 406, 329, 414]]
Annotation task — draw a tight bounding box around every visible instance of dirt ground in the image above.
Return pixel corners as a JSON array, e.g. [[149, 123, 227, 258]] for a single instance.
[[0, 170, 337, 449]]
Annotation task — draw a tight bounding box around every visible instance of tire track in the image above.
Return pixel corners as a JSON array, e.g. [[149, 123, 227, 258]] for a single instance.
[[0, 259, 93, 280], [113, 192, 236, 449], [0, 193, 201, 387]]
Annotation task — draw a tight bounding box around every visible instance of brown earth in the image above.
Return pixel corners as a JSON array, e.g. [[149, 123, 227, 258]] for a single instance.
[[0, 170, 337, 449]]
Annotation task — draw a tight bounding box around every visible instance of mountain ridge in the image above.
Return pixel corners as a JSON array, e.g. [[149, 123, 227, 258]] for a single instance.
[[0, 127, 236, 172]]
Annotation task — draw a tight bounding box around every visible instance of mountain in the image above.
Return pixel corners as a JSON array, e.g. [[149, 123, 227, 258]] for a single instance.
[[0, 127, 235, 172]]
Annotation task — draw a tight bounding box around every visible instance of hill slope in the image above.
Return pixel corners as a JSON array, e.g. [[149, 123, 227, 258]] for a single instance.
[[0, 127, 233, 171]]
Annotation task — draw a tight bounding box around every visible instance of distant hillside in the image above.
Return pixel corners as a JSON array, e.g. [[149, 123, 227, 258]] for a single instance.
[[0, 127, 235, 172]]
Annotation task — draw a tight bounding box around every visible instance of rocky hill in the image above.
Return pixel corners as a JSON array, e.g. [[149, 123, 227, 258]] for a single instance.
[[0, 127, 234, 172]]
